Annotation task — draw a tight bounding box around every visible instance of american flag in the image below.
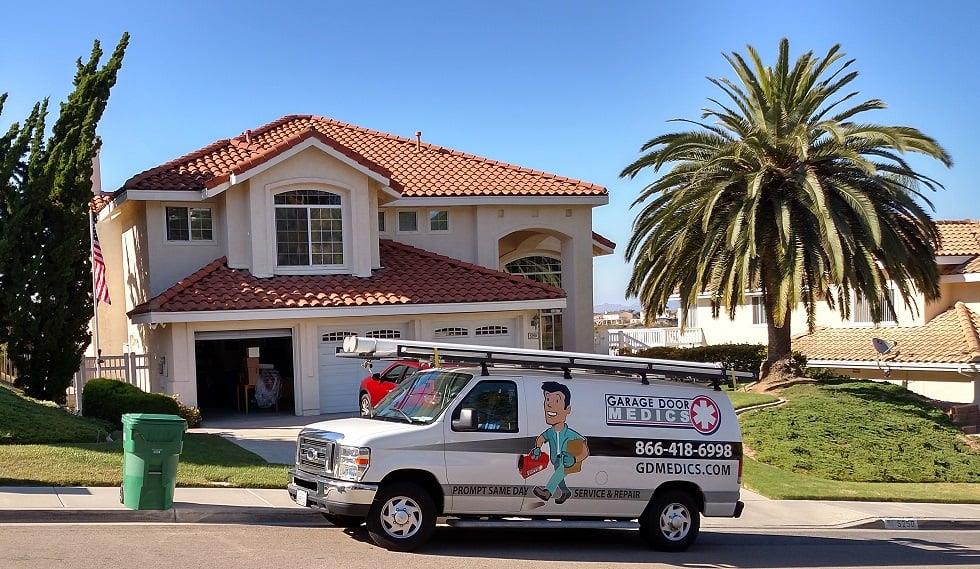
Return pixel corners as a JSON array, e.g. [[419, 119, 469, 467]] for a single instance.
[[91, 219, 111, 305]]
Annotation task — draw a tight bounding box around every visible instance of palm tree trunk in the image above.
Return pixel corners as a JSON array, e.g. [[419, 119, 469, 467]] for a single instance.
[[756, 303, 795, 390]]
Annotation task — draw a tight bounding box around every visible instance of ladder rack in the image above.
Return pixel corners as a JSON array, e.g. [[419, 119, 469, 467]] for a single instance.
[[338, 336, 756, 390]]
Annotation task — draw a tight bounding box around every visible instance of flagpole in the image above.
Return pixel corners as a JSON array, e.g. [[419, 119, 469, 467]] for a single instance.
[[87, 210, 101, 398]]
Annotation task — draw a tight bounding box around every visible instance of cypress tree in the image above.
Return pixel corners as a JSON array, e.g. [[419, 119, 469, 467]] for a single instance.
[[0, 34, 128, 402]]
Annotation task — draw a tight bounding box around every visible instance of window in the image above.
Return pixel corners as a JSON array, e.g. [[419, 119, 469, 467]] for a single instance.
[[322, 331, 357, 343], [166, 207, 213, 241], [366, 329, 402, 339], [380, 364, 409, 383], [434, 327, 468, 338], [752, 297, 766, 325], [398, 211, 418, 232], [854, 289, 897, 323], [505, 256, 562, 288], [476, 325, 509, 336], [540, 309, 563, 351], [429, 210, 449, 231], [274, 189, 343, 266], [453, 380, 519, 432], [378, 211, 386, 232]]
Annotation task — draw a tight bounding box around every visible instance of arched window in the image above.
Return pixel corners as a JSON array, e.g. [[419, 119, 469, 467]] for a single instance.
[[434, 327, 468, 338], [366, 329, 401, 339], [504, 255, 561, 288], [475, 325, 508, 336], [274, 189, 343, 266]]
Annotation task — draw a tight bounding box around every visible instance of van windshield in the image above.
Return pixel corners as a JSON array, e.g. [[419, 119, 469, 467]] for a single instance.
[[371, 369, 472, 424]]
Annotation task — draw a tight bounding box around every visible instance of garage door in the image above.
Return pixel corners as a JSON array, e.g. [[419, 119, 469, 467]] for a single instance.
[[318, 326, 407, 414], [430, 320, 517, 348]]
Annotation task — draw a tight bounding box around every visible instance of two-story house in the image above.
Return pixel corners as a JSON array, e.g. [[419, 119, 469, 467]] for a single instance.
[[682, 220, 980, 405], [91, 115, 614, 417]]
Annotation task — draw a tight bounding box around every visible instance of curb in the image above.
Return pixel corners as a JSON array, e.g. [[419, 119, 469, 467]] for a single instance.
[[847, 517, 980, 531], [0, 507, 325, 526]]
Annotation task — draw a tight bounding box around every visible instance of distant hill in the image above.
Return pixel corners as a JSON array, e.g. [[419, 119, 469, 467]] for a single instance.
[[593, 302, 641, 313]]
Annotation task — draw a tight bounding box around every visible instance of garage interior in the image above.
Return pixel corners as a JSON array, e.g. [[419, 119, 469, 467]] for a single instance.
[[194, 332, 295, 416]]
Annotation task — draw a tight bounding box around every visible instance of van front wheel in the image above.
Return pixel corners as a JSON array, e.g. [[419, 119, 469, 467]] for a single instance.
[[366, 482, 436, 552], [640, 490, 700, 552]]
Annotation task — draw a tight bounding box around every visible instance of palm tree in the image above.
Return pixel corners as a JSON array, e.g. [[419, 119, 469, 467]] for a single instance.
[[621, 39, 952, 388]]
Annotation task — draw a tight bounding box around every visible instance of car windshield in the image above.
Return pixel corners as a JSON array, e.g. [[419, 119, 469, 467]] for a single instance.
[[371, 369, 472, 424]]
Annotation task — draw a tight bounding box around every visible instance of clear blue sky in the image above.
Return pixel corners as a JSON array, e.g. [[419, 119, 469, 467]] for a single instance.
[[2, 1, 978, 306]]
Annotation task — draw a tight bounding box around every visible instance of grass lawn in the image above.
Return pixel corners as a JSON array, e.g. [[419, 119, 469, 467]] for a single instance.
[[739, 379, 980, 502], [0, 384, 113, 443], [726, 390, 779, 410], [743, 457, 980, 503], [0, 433, 289, 488]]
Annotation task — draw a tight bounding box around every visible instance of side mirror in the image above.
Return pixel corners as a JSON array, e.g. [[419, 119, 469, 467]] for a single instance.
[[372, 373, 382, 380], [452, 408, 476, 431]]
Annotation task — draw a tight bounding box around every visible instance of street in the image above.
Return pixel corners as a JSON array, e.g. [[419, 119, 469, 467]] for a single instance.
[[1, 523, 978, 569]]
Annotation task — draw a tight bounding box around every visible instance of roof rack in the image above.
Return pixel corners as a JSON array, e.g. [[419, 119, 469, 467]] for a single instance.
[[339, 336, 756, 390]]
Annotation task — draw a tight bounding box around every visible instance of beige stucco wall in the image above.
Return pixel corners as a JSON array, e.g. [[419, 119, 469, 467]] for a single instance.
[[837, 367, 979, 405]]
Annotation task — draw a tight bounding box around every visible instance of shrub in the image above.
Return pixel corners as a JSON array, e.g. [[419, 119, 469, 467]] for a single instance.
[[627, 344, 767, 373], [82, 378, 181, 427], [173, 397, 203, 428]]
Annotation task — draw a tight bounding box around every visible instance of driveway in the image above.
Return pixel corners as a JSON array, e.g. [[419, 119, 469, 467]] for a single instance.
[[192, 412, 354, 464]]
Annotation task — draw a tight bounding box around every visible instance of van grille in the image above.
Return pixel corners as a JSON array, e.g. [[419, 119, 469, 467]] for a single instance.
[[297, 437, 334, 474]]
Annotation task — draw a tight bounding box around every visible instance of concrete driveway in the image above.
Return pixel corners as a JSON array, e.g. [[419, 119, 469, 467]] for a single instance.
[[192, 412, 353, 464]]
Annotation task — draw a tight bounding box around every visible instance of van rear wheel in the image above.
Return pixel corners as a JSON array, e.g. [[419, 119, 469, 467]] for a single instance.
[[366, 482, 436, 552], [640, 490, 700, 552]]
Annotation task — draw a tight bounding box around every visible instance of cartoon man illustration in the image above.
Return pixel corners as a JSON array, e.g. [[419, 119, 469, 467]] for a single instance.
[[529, 381, 589, 504]]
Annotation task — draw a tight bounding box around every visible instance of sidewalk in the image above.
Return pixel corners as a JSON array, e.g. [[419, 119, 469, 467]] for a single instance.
[[1, 486, 978, 529]]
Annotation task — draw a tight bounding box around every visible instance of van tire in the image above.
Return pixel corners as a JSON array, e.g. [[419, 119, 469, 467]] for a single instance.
[[640, 490, 700, 552], [322, 513, 363, 528], [366, 482, 436, 552]]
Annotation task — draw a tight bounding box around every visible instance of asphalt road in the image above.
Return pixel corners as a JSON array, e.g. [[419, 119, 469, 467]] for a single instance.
[[1, 523, 978, 569]]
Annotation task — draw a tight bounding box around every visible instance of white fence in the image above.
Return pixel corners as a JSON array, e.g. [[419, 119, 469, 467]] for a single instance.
[[597, 327, 706, 355], [0, 348, 151, 410]]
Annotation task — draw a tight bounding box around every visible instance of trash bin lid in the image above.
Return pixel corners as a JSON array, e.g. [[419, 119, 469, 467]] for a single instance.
[[122, 413, 187, 425]]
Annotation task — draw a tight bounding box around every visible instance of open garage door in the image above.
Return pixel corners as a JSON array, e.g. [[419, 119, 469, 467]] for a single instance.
[[318, 326, 407, 414]]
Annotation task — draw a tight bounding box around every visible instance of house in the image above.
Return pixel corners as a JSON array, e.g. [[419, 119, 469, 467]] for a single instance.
[[91, 115, 614, 416], [684, 220, 980, 405]]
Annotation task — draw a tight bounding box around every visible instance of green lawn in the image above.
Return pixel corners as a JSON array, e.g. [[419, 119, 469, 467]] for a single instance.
[[0, 384, 112, 443], [743, 457, 980, 503], [0, 433, 289, 488], [740, 380, 980, 483], [726, 390, 779, 410]]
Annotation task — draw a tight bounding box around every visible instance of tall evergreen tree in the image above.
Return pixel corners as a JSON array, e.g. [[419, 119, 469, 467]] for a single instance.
[[0, 34, 128, 402]]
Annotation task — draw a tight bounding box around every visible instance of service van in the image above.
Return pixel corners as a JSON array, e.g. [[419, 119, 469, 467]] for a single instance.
[[288, 337, 750, 552]]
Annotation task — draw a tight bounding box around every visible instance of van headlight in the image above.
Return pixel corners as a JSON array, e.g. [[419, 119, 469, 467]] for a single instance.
[[335, 445, 370, 481]]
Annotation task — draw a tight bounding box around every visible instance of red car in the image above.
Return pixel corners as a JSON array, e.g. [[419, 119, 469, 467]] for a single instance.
[[359, 360, 428, 416]]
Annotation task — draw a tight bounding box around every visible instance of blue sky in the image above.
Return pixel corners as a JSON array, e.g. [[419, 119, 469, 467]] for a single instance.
[[2, 1, 978, 305]]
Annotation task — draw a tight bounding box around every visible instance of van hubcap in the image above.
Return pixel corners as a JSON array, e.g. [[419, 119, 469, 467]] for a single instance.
[[659, 503, 691, 541], [380, 496, 422, 538]]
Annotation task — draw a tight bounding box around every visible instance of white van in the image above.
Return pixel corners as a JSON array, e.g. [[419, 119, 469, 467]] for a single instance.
[[288, 338, 749, 552]]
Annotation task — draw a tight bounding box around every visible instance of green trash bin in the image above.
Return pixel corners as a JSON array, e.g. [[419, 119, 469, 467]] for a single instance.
[[120, 413, 187, 510]]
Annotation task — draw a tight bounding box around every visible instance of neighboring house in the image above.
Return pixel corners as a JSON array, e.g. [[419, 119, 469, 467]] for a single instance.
[[91, 114, 614, 416], [686, 220, 980, 405]]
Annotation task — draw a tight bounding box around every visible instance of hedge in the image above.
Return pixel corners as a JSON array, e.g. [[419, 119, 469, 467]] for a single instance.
[[625, 343, 807, 376], [81, 378, 181, 427]]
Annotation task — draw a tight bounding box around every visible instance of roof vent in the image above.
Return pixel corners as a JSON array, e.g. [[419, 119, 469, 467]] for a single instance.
[[244, 129, 252, 144], [415, 131, 422, 152]]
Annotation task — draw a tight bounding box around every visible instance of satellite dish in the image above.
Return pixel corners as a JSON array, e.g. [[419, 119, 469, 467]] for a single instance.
[[872, 337, 896, 355]]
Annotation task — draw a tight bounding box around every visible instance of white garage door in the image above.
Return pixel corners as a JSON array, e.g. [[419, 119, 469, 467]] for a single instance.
[[430, 320, 517, 348], [318, 326, 407, 414]]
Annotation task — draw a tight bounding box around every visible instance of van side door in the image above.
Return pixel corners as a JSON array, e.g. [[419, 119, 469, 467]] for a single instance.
[[443, 377, 528, 514]]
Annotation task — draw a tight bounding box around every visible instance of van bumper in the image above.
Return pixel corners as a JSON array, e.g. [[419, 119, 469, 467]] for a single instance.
[[288, 468, 377, 517], [702, 492, 743, 517]]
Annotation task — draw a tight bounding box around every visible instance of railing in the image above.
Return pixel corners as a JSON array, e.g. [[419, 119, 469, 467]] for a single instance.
[[0, 345, 16, 386], [599, 327, 706, 355], [75, 353, 151, 393]]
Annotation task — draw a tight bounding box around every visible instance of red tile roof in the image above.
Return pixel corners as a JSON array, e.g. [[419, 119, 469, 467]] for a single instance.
[[793, 302, 980, 364], [937, 220, 980, 256], [130, 240, 565, 315], [592, 231, 616, 250], [121, 115, 607, 198]]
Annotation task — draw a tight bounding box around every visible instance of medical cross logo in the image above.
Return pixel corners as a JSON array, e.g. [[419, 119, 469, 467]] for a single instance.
[[689, 396, 721, 435]]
